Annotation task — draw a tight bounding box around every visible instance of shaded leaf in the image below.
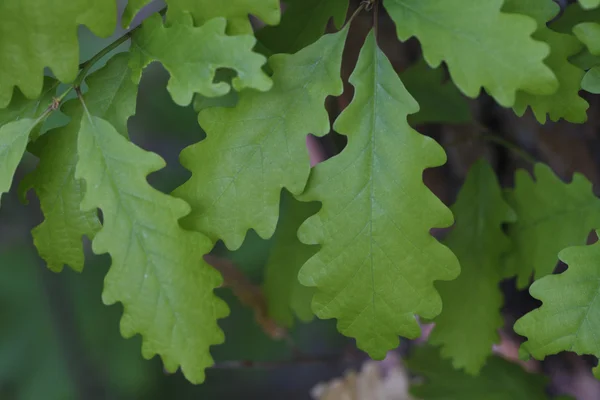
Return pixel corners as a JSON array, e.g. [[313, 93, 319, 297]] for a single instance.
[[256, 0, 349, 54], [429, 160, 515, 375], [400, 60, 471, 125], [263, 191, 318, 327], [408, 346, 550, 400], [297, 31, 459, 358], [173, 27, 349, 250], [504, 163, 600, 288]]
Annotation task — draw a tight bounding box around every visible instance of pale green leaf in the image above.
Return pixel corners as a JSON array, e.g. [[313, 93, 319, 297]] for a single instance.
[[582, 66, 600, 93], [0, 119, 37, 203], [0, 0, 116, 107], [504, 163, 600, 288], [22, 53, 137, 272], [173, 27, 349, 250], [263, 191, 318, 327], [400, 60, 471, 125], [514, 231, 600, 369], [574, 22, 600, 55], [504, 0, 588, 123], [166, 0, 281, 35], [429, 160, 515, 375], [129, 13, 272, 106], [75, 112, 228, 383], [296, 31, 459, 358], [256, 0, 349, 54], [579, 0, 600, 10], [408, 346, 550, 399], [383, 0, 558, 107]]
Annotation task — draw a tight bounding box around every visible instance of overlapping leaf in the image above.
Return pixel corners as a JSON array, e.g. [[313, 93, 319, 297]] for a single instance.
[[0, 78, 57, 204], [514, 232, 600, 378], [504, 163, 600, 288], [429, 160, 515, 375], [75, 111, 228, 383], [296, 31, 460, 357], [21, 53, 137, 272], [407, 346, 550, 399], [383, 0, 558, 107], [504, 0, 588, 123], [263, 191, 318, 327], [400, 60, 471, 125], [129, 13, 272, 106], [0, 0, 116, 107], [582, 66, 600, 93], [173, 27, 349, 250], [256, 0, 349, 54], [166, 0, 281, 35]]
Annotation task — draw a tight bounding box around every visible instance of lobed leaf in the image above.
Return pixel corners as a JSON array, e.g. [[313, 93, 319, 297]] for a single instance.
[[504, 163, 600, 288], [296, 31, 459, 357], [22, 53, 137, 272], [165, 0, 281, 35], [75, 111, 228, 383], [515, 232, 600, 378], [504, 0, 588, 123], [129, 13, 272, 107], [173, 27, 349, 250], [0, 0, 116, 107], [429, 160, 515, 375], [256, 0, 349, 54], [408, 346, 550, 399], [383, 0, 558, 107]]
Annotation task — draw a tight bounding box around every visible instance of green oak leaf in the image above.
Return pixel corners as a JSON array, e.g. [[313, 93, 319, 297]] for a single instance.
[[75, 112, 228, 383], [400, 59, 472, 125], [0, 0, 116, 107], [504, 163, 600, 288], [429, 160, 515, 375], [173, 27, 349, 250], [383, 0, 558, 107], [296, 31, 459, 358], [504, 0, 588, 123], [580, 0, 600, 9], [263, 191, 318, 327], [0, 119, 37, 203], [574, 22, 600, 55], [408, 346, 550, 399], [582, 66, 600, 93], [256, 0, 349, 54], [514, 231, 600, 377], [166, 0, 281, 35], [129, 13, 272, 107], [551, 3, 600, 33], [21, 53, 137, 272], [122, 0, 153, 28]]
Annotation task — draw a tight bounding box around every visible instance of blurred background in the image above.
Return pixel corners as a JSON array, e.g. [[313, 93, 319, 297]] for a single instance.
[[4, 0, 600, 398]]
